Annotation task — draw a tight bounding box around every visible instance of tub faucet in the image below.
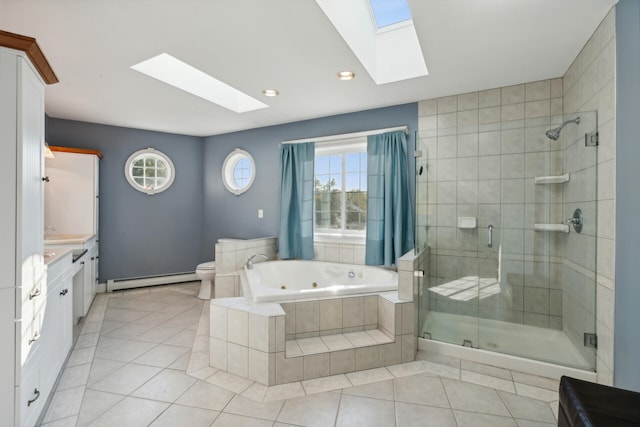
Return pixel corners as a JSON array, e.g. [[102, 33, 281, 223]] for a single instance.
[[246, 253, 268, 269]]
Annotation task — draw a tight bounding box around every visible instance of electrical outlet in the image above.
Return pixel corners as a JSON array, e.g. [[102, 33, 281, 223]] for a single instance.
[[258, 209, 264, 218]]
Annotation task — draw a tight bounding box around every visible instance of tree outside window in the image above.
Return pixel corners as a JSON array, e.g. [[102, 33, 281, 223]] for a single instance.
[[314, 142, 367, 236]]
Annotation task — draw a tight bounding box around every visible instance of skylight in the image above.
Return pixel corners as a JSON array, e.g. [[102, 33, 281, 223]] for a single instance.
[[369, 0, 412, 28], [131, 53, 268, 113], [315, 0, 428, 85]]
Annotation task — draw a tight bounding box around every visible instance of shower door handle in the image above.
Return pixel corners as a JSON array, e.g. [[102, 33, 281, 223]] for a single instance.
[[487, 225, 493, 248]]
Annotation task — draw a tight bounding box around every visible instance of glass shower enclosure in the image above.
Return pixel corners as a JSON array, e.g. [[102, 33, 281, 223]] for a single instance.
[[414, 111, 599, 371]]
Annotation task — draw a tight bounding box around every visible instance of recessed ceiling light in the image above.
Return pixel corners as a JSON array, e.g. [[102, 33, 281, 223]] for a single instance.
[[262, 89, 279, 97], [337, 71, 356, 80], [131, 53, 268, 113]]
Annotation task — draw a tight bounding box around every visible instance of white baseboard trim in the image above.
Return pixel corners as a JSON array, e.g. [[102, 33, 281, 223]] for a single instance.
[[106, 272, 197, 292]]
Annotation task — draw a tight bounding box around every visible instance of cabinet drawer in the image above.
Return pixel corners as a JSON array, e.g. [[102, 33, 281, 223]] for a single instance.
[[19, 356, 45, 427], [20, 310, 43, 367], [20, 281, 46, 330]]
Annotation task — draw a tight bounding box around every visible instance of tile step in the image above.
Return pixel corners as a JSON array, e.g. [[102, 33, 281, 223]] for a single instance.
[[285, 329, 393, 357]]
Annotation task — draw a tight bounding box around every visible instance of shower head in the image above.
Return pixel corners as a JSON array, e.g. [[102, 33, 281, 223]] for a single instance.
[[545, 117, 581, 141], [545, 128, 561, 141]]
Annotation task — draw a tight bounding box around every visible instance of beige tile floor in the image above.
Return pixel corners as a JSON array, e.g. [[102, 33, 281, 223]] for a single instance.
[[40, 282, 560, 427]]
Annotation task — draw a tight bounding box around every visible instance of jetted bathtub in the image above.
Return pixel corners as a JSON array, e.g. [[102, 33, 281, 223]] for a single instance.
[[242, 260, 397, 303]]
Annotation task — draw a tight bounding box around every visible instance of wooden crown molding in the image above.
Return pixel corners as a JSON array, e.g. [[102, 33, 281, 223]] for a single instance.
[[0, 29, 58, 84], [50, 146, 103, 159]]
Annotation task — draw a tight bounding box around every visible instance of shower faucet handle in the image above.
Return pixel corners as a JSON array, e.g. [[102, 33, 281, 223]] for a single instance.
[[487, 225, 493, 248], [565, 208, 584, 233]]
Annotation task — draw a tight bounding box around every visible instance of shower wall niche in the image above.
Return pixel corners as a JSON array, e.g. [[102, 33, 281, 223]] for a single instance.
[[415, 79, 598, 371]]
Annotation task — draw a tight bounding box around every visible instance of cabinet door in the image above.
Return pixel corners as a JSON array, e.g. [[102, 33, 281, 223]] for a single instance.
[[0, 50, 18, 290], [93, 156, 99, 236], [40, 282, 60, 390], [72, 263, 85, 320], [45, 276, 72, 377], [17, 57, 44, 287], [59, 275, 73, 358], [90, 245, 99, 299], [83, 257, 92, 314]]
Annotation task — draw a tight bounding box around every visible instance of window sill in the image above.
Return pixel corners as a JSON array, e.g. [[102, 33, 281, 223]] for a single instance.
[[314, 234, 366, 245]]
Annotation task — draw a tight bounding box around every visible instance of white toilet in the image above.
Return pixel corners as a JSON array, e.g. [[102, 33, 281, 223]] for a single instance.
[[195, 261, 216, 300]]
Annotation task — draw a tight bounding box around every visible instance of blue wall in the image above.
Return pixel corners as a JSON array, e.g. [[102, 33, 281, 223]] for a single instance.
[[201, 103, 419, 259], [46, 118, 204, 281], [46, 103, 419, 280], [614, 0, 640, 392]]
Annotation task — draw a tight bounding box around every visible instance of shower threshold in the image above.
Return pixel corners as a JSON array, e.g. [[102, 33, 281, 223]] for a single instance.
[[421, 311, 595, 380]]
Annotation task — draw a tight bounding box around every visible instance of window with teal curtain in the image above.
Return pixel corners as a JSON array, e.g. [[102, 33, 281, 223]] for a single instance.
[[278, 142, 315, 259], [365, 130, 414, 266]]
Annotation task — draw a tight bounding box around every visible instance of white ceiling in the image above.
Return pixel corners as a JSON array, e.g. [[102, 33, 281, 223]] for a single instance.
[[0, 0, 616, 137]]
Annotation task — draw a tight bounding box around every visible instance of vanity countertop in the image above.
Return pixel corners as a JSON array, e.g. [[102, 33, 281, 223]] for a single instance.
[[44, 234, 95, 245], [44, 247, 72, 266]]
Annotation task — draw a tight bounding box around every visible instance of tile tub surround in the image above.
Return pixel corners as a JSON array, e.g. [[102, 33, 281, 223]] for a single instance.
[[213, 237, 278, 298], [398, 245, 428, 302], [313, 241, 366, 265], [40, 282, 560, 426], [214, 237, 278, 274], [210, 293, 416, 385], [213, 272, 241, 299]]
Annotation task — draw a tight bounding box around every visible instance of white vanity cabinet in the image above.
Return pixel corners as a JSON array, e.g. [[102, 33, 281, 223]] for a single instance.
[[44, 236, 97, 320], [44, 148, 101, 321], [42, 251, 74, 388], [20, 250, 73, 427], [74, 239, 98, 319], [0, 31, 59, 426]]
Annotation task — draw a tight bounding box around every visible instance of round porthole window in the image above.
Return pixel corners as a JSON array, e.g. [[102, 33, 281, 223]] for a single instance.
[[222, 149, 255, 195], [124, 148, 175, 195]]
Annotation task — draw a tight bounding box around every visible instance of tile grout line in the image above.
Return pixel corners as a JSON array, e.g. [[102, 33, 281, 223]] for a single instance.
[[78, 291, 123, 427], [50, 292, 112, 425], [46, 284, 206, 426], [47, 283, 562, 426]]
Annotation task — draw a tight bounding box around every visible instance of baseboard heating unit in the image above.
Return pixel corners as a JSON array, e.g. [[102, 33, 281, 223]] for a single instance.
[[106, 271, 198, 292]]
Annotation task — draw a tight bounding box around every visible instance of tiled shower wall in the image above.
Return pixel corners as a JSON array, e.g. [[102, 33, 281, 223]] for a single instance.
[[418, 78, 566, 328], [563, 8, 616, 385], [416, 6, 616, 385]]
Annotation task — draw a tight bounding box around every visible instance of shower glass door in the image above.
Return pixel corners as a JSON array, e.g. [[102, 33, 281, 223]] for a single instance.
[[415, 125, 482, 347], [477, 112, 598, 371], [415, 107, 598, 372], [414, 131, 431, 341]]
